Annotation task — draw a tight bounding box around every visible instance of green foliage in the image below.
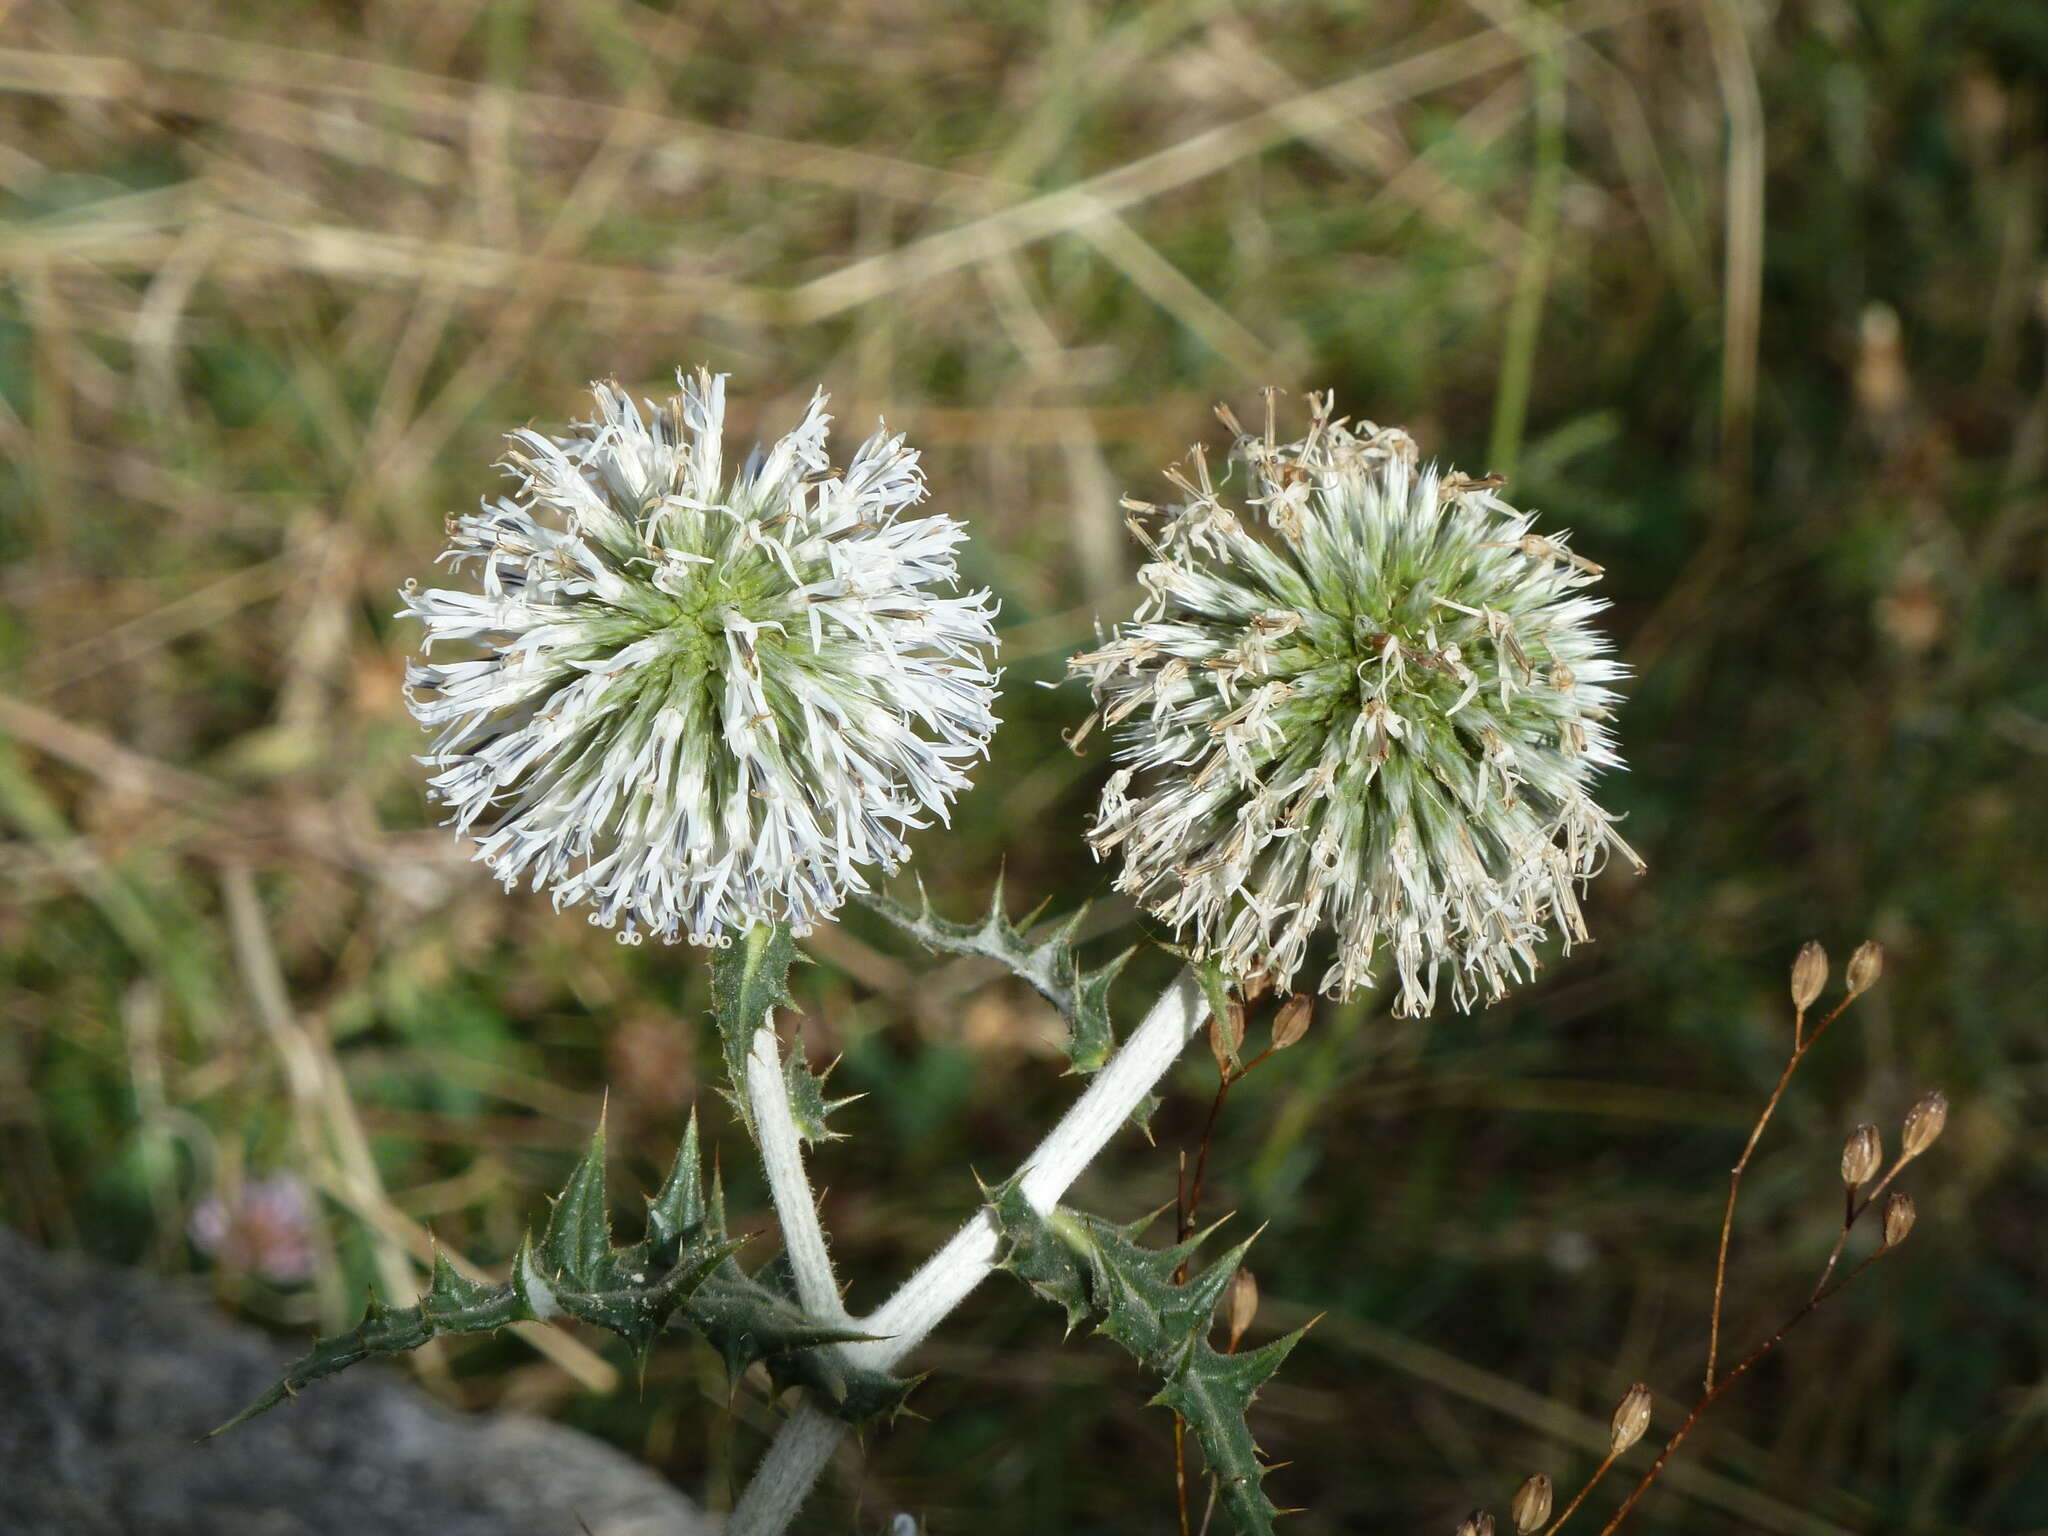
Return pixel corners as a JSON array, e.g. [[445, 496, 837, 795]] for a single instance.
[[865, 878, 1135, 1076], [781, 1043, 861, 1145], [1193, 958, 1243, 1075], [213, 1114, 739, 1435], [987, 1180, 1308, 1534], [709, 923, 802, 1134], [217, 1112, 915, 1435]]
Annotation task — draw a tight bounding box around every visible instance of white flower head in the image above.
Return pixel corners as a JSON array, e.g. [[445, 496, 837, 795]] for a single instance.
[[1070, 390, 1641, 1015], [402, 368, 1000, 946]]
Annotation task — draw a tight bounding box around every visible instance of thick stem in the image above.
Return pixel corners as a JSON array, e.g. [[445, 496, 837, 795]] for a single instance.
[[746, 1022, 849, 1326], [726, 968, 1209, 1535], [727, 1400, 844, 1536], [856, 966, 1207, 1366]]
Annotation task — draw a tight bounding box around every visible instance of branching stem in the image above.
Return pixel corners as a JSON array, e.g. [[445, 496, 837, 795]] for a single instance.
[[1542, 1450, 1619, 1536], [1600, 1250, 1890, 1536], [727, 967, 1210, 1536], [1704, 993, 1856, 1388], [1811, 1155, 1909, 1302]]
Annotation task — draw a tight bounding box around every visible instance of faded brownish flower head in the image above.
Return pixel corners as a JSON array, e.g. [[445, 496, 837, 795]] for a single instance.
[[1071, 391, 1640, 1014]]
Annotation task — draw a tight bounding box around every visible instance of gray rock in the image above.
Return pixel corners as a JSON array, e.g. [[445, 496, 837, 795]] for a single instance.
[[0, 1227, 711, 1536]]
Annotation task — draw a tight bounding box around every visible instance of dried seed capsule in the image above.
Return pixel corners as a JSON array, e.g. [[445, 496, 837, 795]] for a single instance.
[[1790, 942, 1828, 1012], [1208, 1001, 1247, 1074], [1226, 1267, 1259, 1353], [1844, 940, 1884, 997], [1610, 1383, 1653, 1454], [1070, 393, 1640, 1016], [1841, 1124, 1883, 1188], [1271, 993, 1313, 1051], [1455, 1511, 1496, 1536], [1511, 1474, 1554, 1535], [1882, 1190, 1917, 1249], [1900, 1091, 1949, 1161]]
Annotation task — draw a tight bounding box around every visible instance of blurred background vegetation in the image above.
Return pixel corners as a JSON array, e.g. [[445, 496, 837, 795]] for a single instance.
[[2, 0, 2044, 1531]]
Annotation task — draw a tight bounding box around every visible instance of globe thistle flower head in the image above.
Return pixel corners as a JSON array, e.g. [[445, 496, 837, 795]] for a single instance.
[[1070, 390, 1640, 1015], [402, 369, 999, 945]]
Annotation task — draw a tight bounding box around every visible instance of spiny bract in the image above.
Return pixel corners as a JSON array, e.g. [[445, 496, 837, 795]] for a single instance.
[[1070, 390, 1640, 1015], [402, 368, 999, 945]]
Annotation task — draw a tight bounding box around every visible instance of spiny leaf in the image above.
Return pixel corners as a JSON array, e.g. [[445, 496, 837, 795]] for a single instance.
[[985, 1177, 1091, 1333], [217, 1119, 738, 1436], [1151, 1330, 1306, 1535], [680, 1266, 872, 1380], [711, 923, 801, 1133], [645, 1111, 708, 1253], [540, 1107, 613, 1288], [673, 1266, 917, 1424], [782, 1043, 862, 1145], [861, 880, 1132, 1077], [1070, 945, 1136, 1074], [219, 1105, 918, 1435], [988, 1188, 1308, 1534]]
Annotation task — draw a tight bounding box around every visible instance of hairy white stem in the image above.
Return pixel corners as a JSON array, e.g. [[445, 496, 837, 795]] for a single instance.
[[855, 967, 1205, 1365], [746, 1021, 850, 1326], [725, 1400, 846, 1536], [726, 968, 1207, 1535]]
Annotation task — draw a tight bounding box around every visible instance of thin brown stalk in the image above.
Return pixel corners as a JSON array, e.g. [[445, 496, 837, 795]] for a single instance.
[[1704, 993, 1857, 1388], [1174, 1415, 1193, 1536], [1541, 1449, 1619, 1536], [1810, 1156, 1910, 1301], [1179, 1071, 1238, 1253], [1810, 1187, 1857, 1302], [1600, 1251, 1890, 1536]]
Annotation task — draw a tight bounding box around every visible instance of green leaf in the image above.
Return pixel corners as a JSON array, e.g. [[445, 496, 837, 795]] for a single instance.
[[680, 1266, 874, 1380], [1151, 1332, 1305, 1535], [1193, 958, 1241, 1076], [219, 1118, 735, 1434], [862, 880, 1132, 1077], [711, 923, 801, 1133], [986, 1177, 1092, 1333], [218, 1100, 919, 1435], [645, 1111, 709, 1253], [782, 1042, 861, 1145], [988, 1188, 1308, 1534], [540, 1108, 613, 1288]]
